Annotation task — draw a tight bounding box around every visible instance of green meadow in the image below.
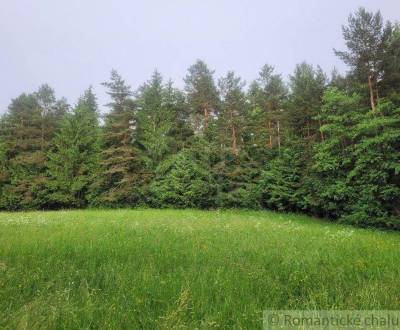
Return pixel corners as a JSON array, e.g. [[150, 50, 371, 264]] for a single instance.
[[0, 209, 399, 329]]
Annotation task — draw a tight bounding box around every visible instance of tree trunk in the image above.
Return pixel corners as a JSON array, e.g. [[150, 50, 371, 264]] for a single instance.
[[277, 120, 281, 154], [203, 107, 209, 130], [231, 123, 238, 156], [268, 121, 272, 149], [318, 119, 325, 142], [266, 101, 273, 149], [41, 119, 45, 151], [230, 110, 238, 156], [368, 74, 376, 112]]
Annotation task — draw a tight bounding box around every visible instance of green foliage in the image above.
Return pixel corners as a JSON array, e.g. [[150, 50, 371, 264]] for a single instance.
[[309, 88, 400, 228], [343, 100, 400, 227], [381, 24, 400, 96], [247, 64, 287, 152], [136, 71, 181, 169], [307, 88, 366, 218], [184, 60, 219, 132], [150, 151, 216, 208], [214, 155, 260, 209], [287, 62, 327, 139], [164, 80, 194, 152], [258, 142, 304, 212], [334, 8, 391, 84], [90, 71, 142, 207], [0, 7, 399, 229], [217, 71, 247, 156], [0, 87, 67, 209], [46, 88, 100, 208]]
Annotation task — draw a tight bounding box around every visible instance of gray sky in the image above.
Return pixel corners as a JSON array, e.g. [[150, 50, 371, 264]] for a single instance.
[[0, 0, 399, 113]]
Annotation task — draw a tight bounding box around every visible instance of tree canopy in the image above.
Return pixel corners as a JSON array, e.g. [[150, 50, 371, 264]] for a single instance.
[[0, 7, 399, 229]]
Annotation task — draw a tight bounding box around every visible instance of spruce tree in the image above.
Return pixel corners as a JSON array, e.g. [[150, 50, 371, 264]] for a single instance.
[[150, 151, 216, 208], [308, 87, 400, 227], [136, 71, 174, 170], [344, 98, 400, 227], [258, 139, 304, 212], [381, 25, 400, 97], [164, 80, 193, 153], [91, 70, 142, 206], [287, 62, 327, 141], [308, 88, 367, 219], [46, 88, 100, 208]]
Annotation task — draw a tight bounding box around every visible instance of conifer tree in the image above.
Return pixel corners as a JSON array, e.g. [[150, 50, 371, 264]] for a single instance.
[[381, 25, 400, 97], [218, 71, 246, 157], [248, 65, 287, 151], [91, 70, 142, 206], [150, 151, 215, 208], [136, 71, 174, 169], [308, 87, 400, 227], [258, 139, 304, 212], [46, 88, 100, 208], [164, 80, 193, 153], [0, 6, 397, 228], [184, 60, 219, 133], [308, 88, 367, 219], [344, 98, 400, 226], [214, 72, 259, 208], [334, 8, 392, 111], [0, 86, 67, 209], [287, 63, 327, 141]]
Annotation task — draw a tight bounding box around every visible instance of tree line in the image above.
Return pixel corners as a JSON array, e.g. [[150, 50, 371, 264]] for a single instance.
[[0, 8, 399, 228]]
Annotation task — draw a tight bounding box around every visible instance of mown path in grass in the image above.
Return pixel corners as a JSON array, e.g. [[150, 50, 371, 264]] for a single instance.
[[0, 209, 399, 329]]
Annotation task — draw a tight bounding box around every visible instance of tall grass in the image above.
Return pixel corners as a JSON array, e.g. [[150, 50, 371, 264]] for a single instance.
[[0, 209, 399, 328]]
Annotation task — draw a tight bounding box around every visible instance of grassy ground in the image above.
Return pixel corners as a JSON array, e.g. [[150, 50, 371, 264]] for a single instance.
[[0, 209, 399, 329]]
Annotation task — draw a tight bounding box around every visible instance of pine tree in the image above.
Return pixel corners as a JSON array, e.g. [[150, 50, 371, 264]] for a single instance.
[[248, 65, 287, 151], [0, 86, 67, 209], [334, 7, 392, 111], [214, 72, 259, 208], [46, 88, 100, 208], [218, 71, 247, 157], [184, 60, 219, 133], [91, 70, 142, 206]]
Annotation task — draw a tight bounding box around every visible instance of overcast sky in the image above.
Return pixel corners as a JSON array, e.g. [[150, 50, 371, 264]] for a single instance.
[[0, 0, 399, 113]]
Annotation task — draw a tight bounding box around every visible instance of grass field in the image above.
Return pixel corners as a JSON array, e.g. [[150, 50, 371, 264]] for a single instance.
[[0, 209, 399, 329]]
